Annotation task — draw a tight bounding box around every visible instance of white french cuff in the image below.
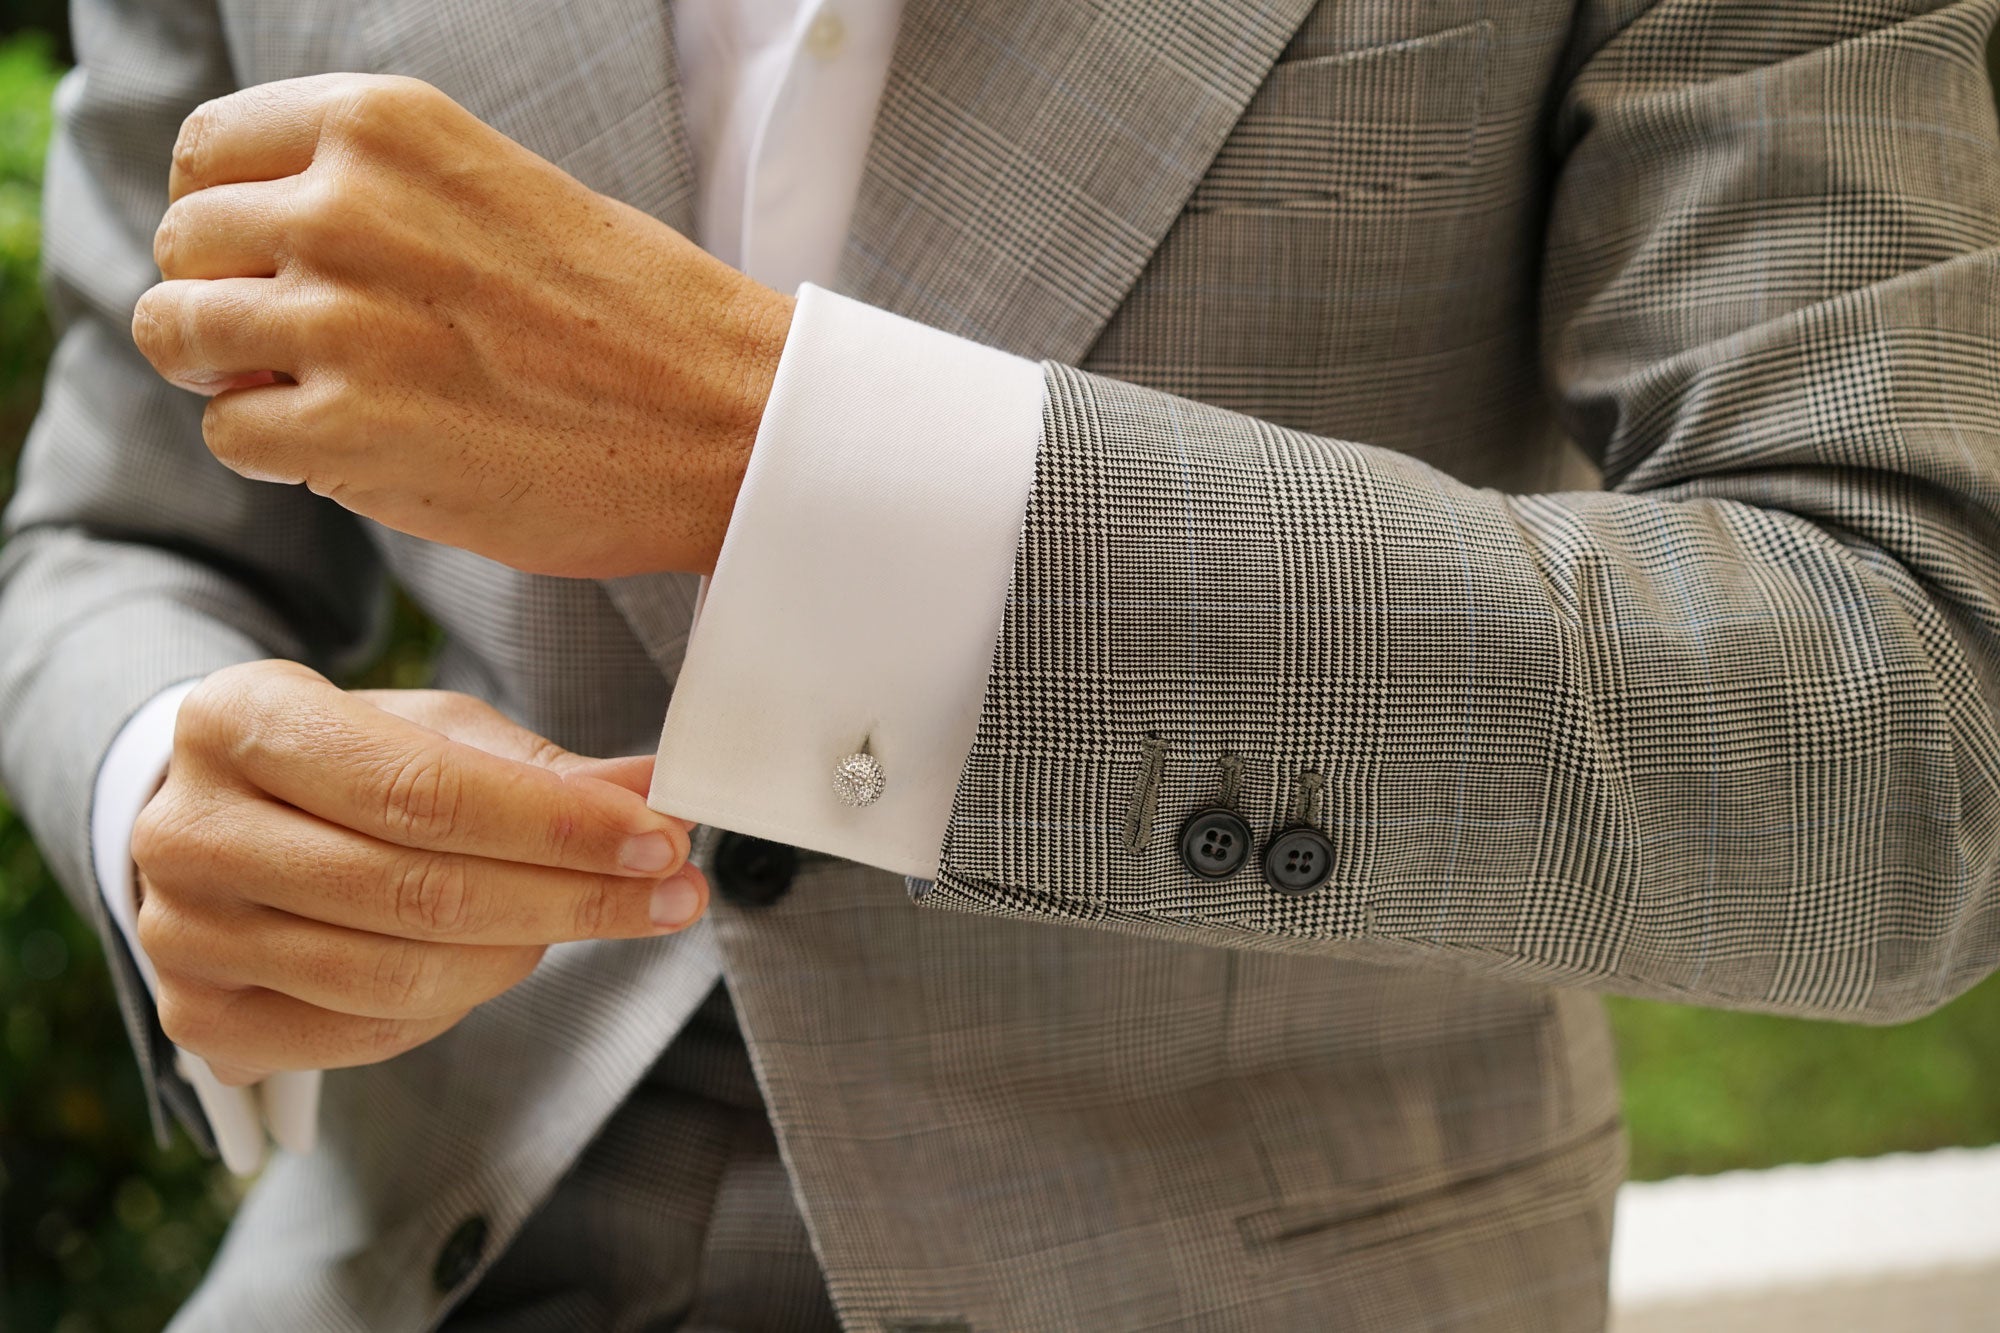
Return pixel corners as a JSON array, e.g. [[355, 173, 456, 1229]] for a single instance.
[[649, 284, 1046, 878], [93, 679, 320, 1174]]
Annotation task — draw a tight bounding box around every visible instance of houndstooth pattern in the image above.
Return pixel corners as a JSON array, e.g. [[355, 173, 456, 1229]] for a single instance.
[[3, 0, 1998, 1328], [930, 0, 2000, 1029]]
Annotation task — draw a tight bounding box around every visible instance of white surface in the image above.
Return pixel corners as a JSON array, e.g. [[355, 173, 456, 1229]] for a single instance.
[[651, 285, 1045, 877], [673, 0, 904, 294], [1612, 1145, 2000, 1307]]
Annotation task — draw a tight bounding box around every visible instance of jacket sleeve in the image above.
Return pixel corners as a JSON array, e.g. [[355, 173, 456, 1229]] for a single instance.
[[0, 0, 386, 1143], [923, 0, 2000, 1025]]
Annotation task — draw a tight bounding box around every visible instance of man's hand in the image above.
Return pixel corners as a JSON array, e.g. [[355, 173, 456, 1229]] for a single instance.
[[132, 74, 794, 579], [131, 660, 706, 1085]]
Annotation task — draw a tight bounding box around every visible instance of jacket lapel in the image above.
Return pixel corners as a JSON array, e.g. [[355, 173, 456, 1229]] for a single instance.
[[835, 0, 1320, 364]]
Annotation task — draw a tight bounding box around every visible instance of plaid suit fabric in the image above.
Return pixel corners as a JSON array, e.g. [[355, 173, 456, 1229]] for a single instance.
[[435, 985, 842, 1333], [932, 0, 2000, 1027], [2, 0, 1996, 1328]]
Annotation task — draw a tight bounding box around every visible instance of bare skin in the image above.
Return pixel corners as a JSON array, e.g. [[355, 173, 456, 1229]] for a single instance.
[[133, 663, 704, 1085], [126, 75, 796, 1083], [133, 72, 794, 579]]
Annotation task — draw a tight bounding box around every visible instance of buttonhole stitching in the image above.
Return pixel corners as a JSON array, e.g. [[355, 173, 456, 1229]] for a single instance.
[[1289, 771, 1327, 827], [1217, 752, 1245, 810], [1124, 734, 1169, 853]]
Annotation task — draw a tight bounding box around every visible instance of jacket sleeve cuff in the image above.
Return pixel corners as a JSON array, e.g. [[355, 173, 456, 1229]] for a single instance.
[[649, 284, 1046, 878]]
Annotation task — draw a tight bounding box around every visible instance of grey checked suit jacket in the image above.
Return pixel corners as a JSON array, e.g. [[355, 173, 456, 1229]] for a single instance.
[[7, 0, 2000, 1327]]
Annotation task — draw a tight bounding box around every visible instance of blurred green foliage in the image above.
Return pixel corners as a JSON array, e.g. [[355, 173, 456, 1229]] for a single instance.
[[1608, 984, 2000, 1180], [1, 17, 1999, 1333], [0, 30, 52, 473], [0, 33, 241, 1333], [0, 3, 67, 64], [0, 35, 236, 1333]]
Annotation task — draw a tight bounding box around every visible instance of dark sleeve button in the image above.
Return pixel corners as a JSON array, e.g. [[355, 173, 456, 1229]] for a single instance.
[[1262, 827, 1335, 895], [432, 1214, 489, 1293], [713, 832, 799, 907], [1178, 807, 1252, 879]]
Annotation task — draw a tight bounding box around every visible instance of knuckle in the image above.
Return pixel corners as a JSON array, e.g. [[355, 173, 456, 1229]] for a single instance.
[[133, 894, 177, 964], [569, 876, 615, 940], [177, 664, 250, 756], [391, 854, 473, 938], [542, 796, 582, 865], [380, 751, 464, 844], [292, 173, 364, 248], [359, 1014, 420, 1063], [129, 798, 175, 875], [330, 76, 440, 144], [130, 288, 182, 364], [156, 984, 215, 1052], [202, 396, 294, 484], [172, 103, 216, 183], [369, 940, 445, 1015], [524, 736, 569, 773], [200, 397, 248, 468], [152, 203, 184, 275], [175, 673, 240, 758], [296, 292, 362, 362], [182, 664, 276, 768], [293, 371, 345, 428]]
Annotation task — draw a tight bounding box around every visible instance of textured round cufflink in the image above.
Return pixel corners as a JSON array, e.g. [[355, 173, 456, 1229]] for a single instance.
[[833, 751, 886, 808]]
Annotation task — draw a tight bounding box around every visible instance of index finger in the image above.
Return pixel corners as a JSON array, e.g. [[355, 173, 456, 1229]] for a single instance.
[[169, 74, 446, 203], [227, 687, 690, 877], [170, 77, 345, 203]]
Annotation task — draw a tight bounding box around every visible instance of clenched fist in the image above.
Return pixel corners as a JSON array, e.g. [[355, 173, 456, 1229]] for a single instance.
[[133, 73, 794, 579], [132, 661, 706, 1084]]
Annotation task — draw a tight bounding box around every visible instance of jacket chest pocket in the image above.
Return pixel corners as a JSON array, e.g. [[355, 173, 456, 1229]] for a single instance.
[[1082, 14, 1518, 461], [1187, 18, 1494, 214]]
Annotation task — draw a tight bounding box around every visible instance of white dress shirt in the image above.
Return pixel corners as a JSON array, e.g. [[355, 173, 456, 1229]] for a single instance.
[[92, 0, 1046, 1170]]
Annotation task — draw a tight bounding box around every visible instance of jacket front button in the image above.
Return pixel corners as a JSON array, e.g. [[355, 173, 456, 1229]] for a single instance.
[[1262, 827, 1335, 895], [714, 832, 799, 907], [432, 1214, 488, 1294], [1178, 808, 1251, 879]]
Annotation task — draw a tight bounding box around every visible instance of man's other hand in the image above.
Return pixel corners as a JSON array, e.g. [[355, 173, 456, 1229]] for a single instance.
[[132, 74, 795, 579], [130, 660, 706, 1085]]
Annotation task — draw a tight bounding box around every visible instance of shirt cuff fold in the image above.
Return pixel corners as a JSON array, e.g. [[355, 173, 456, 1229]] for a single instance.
[[650, 284, 1046, 877]]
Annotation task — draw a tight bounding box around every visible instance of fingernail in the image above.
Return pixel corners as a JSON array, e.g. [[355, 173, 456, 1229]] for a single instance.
[[621, 831, 678, 874], [649, 875, 704, 929]]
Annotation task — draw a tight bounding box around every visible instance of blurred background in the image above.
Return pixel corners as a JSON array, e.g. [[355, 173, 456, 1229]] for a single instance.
[[1, 4, 1998, 1331]]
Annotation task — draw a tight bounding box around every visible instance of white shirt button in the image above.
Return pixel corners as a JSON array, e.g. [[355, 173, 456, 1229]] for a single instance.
[[804, 10, 847, 61]]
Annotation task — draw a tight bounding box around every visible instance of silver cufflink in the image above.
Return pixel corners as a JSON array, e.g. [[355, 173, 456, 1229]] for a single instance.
[[833, 751, 886, 808]]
